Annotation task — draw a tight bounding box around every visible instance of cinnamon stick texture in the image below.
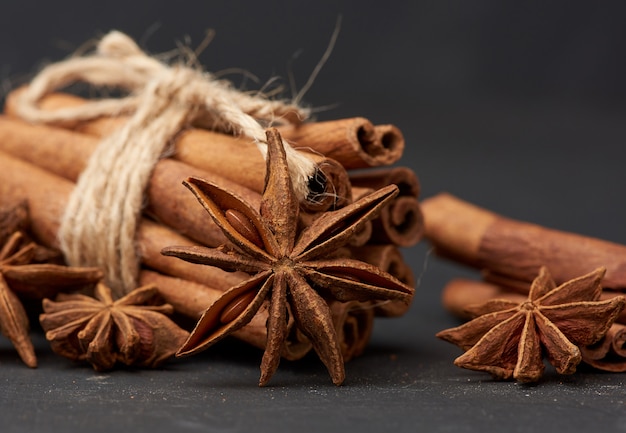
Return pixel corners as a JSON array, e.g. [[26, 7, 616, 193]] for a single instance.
[[278, 117, 405, 169], [422, 193, 626, 290], [580, 323, 626, 372], [4, 89, 352, 212], [0, 115, 260, 248], [0, 152, 374, 361], [351, 167, 423, 247]]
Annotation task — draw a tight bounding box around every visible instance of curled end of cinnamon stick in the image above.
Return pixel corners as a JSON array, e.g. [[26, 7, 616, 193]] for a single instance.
[[330, 301, 375, 362], [302, 156, 352, 212]]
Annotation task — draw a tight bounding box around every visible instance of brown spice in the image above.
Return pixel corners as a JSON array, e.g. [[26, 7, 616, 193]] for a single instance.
[[437, 267, 625, 382], [4, 89, 352, 212], [0, 203, 101, 367], [40, 283, 189, 371], [581, 323, 626, 372], [421, 193, 626, 289], [163, 129, 414, 386], [350, 167, 424, 247]]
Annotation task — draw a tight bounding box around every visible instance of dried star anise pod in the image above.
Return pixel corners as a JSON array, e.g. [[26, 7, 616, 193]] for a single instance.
[[0, 202, 102, 367], [437, 267, 625, 382], [40, 283, 189, 371], [162, 128, 414, 386]]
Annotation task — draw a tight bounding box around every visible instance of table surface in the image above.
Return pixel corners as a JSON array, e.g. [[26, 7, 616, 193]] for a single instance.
[[2, 2, 626, 432]]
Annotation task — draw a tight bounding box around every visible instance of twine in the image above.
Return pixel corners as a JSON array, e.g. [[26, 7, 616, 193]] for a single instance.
[[12, 31, 316, 297]]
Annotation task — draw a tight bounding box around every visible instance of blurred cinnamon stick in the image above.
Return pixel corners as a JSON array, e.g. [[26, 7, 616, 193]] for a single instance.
[[422, 193, 626, 290]]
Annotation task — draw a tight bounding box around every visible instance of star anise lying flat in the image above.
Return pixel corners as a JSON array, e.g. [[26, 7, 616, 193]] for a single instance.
[[437, 267, 625, 382], [162, 128, 414, 385], [0, 202, 101, 367], [40, 283, 189, 371]]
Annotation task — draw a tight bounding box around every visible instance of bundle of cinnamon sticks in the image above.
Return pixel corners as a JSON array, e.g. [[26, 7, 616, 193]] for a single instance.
[[422, 193, 626, 372], [0, 87, 422, 365]]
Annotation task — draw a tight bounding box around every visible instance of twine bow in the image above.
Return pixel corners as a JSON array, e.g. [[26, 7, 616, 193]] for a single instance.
[[11, 30, 315, 297]]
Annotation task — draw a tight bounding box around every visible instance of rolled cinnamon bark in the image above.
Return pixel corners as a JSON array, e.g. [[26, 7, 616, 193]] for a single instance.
[[0, 115, 258, 248], [329, 301, 374, 362], [422, 193, 626, 290], [581, 323, 626, 372], [4, 89, 352, 212], [350, 167, 423, 247], [349, 244, 415, 317], [278, 117, 405, 169]]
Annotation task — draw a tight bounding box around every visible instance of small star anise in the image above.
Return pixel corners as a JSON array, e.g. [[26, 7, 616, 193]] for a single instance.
[[437, 267, 625, 382], [162, 128, 414, 385], [39, 283, 189, 371], [0, 202, 101, 367]]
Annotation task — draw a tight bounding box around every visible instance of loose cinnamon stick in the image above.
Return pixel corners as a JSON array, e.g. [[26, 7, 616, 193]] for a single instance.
[[4, 89, 352, 212], [349, 244, 415, 317], [350, 167, 423, 247], [422, 193, 626, 289]]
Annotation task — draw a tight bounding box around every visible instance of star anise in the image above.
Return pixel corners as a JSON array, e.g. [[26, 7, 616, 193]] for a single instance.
[[162, 128, 414, 386], [437, 267, 625, 382], [0, 202, 102, 367], [40, 283, 189, 371]]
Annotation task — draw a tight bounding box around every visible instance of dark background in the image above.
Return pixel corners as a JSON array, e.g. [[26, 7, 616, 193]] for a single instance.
[[2, 1, 626, 432]]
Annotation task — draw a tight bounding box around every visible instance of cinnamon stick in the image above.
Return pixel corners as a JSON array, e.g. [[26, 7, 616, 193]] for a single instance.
[[6, 89, 404, 171], [581, 323, 626, 372], [351, 167, 423, 247], [4, 89, 352, 212], [278, 117, 405, 169], [0, 115, 258, 248], [422, 193, 626, 289]]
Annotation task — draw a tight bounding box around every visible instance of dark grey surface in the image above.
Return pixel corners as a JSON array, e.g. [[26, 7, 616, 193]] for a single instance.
[[2, 1, 626, 432]]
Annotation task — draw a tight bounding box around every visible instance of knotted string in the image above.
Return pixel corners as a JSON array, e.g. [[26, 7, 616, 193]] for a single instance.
[[11, 31, 316, 297]]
